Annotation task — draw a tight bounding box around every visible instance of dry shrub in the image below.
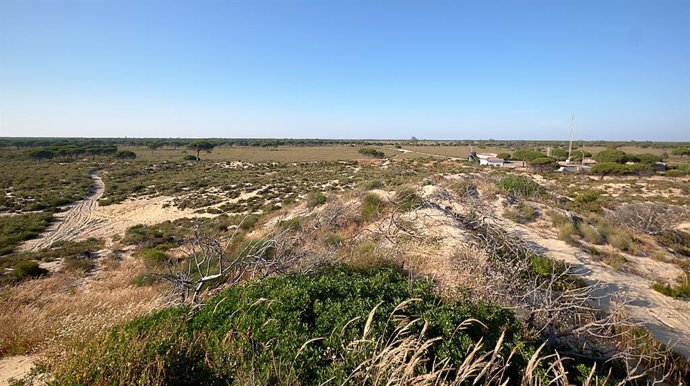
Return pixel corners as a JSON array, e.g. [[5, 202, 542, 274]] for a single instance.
[[578, 223, 605, 245], [608, 202, 684, 235]]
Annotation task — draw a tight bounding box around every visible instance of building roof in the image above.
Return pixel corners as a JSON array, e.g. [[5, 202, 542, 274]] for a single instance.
[[487, 157, 504, 162]]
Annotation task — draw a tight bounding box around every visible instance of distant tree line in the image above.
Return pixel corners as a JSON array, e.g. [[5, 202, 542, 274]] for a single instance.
[[3, 137, 689, 151]]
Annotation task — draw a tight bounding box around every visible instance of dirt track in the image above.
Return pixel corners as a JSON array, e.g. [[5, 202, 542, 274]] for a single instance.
[[21, 174, 105, 252]]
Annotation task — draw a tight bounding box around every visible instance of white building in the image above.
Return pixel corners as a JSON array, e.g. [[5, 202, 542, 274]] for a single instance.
[[480, 157, 505, 167]]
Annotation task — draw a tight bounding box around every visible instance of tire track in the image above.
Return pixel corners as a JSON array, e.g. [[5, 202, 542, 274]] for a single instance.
[[20, 174, 105, 252]]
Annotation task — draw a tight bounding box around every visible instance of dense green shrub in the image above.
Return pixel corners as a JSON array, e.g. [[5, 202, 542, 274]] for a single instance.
[[529, 157, 559, 171], [182, 154, 199, 161], [361, 193, 384, 221], [12, 260, 48, 281], [591, 162, 630, 177], [140, 248, 171, 267], [49, 268, 529, 385], [496, 175, 546, 198], [358, 147, 385, 158], [63, 256, 96, 272], [511, 150, 545, 162], [594, 149, 628, 164], [323, 232, 343, 247], [113, 150, 136, 159]]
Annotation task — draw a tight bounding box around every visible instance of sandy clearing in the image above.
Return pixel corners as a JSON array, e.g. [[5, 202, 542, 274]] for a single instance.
[[510, 223, 690, 358], [0, 355, 36, 385], [19, 175, 215, 251]]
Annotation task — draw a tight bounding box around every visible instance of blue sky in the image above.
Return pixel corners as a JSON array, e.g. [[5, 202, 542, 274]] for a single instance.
[[1, 0, 688, 140]]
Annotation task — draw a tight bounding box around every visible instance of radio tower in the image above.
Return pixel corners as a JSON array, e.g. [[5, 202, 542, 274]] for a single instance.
[[566, 113, 575, 165]]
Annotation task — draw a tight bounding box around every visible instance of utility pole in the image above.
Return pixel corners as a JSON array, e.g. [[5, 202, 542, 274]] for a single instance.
[[566, 113, 575, 165]]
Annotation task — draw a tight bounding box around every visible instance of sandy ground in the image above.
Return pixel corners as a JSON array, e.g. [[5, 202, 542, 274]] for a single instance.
[[509, 222, 690, 358], [0, 355, 36, 385], [21, 174, 105, 252], [20, 175, 214, 251]]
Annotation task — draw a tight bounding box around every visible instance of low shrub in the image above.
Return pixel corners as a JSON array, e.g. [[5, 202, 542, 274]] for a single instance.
[[496, 175, 546, 198], [364, 179, 384, 190], [183, 154, 199, 161], [0, 213, 53, 256], [63, 256, 96, 273], [657, 230, 690, 257], [651, 276, 690, 299], [394, 187, 422, 212], [130, 272, 160, 287], [323, 232, 342, 247], [558, 223, 577, 243], [12, 260, 48, 281], [578, 223, 605, 245], [140, 248, 171, 267], [504, 202, 538, 224], [602, 252, 627, 270], [358, 147, 385, 158], [606, 231, 635, 253], [306, 190, 327, 208], [361, 193, 384, 222]]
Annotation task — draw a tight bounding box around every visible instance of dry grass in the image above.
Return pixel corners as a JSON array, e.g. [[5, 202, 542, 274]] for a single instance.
[[0, 255, 166, 357], [120, 145, 396, 163]]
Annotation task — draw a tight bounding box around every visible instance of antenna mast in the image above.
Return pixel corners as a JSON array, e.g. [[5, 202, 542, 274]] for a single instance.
[[567, 113, 575, 165]]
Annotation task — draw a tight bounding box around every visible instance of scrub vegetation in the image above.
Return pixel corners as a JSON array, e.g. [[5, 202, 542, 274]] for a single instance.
[[1, 138, 690, 385]]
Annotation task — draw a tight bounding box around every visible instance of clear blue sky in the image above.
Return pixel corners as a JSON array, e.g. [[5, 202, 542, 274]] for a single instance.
[[1, 0, 688, 140]]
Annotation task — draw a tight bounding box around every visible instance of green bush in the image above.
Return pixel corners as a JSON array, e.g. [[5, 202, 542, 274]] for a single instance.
[[591, 162, 629, 177], [496, 175, 546, 198], [504, 202, 538, 224], [602, 252, 627, 270], [651, 276, 690, 299], [140, 248, 171, 267], [606, 231, 634, 253], [306, 190, 327, 208], [361, 193, 384, 222], [358, 147, 385, 158], [182, 154, 199, 161], [12, 260, 48, 281], [558, 222, 577, 243], [657, 230, 690, 257], [394, 187, 422, 212], [575, 190, 601, 205], [594, 149, 628, 164], [63, 256, 96, 273], [113, 150, 136, 159], [50, 268, 529, 385]]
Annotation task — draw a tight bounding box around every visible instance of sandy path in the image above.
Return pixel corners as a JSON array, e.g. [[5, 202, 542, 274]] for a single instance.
[[21, 174, 105, 252], [19, 174, 215, 251], [0, 355, 36, 385], [511, 224, 690, 358]]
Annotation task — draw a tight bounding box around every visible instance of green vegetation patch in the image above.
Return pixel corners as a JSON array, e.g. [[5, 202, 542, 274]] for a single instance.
[[496, 175, 547, 198], [49, 268, 528, 385], [0, 213, 53, 255]]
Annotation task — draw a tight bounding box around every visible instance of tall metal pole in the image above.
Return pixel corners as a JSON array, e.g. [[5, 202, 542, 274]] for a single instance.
[[567, 113, 575, 165]]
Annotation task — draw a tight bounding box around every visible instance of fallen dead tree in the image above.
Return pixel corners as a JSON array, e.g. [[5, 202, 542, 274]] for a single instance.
[[158, 220, 306, 305]]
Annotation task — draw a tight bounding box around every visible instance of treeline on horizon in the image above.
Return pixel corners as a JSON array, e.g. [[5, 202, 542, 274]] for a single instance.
[[1, 137, 689, 150]]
